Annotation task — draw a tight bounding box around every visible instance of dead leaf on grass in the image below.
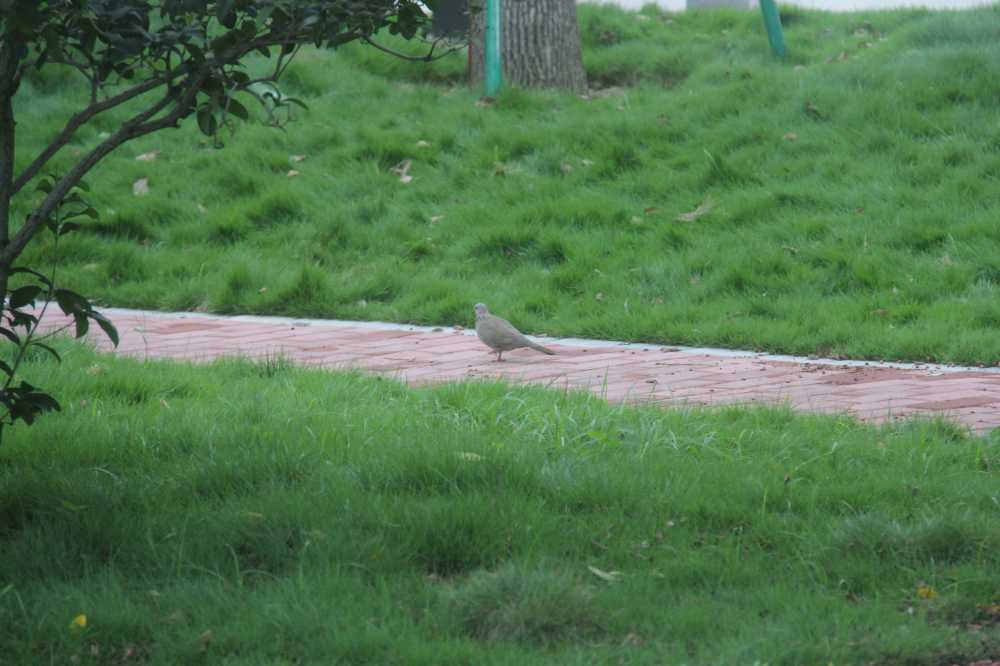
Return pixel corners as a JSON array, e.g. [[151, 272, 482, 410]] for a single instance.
[[289, 154, 307, 163], [677, 197, 714, 222], [135, 150, 160, 162], [132, 178, 149, 196], [287, 169, 301, 177], [783, 132, 798, 142], [588, 565, 623, 583], [475, 96, 496, 108], [391, 160, 413, 184], [804, 101, 827, 120]]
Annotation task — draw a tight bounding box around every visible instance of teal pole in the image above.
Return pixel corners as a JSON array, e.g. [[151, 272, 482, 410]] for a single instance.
[[485, 0, 503, 95], [758, 0, 786, 57]]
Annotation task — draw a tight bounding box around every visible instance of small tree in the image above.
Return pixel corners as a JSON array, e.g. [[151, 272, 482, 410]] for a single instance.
[[0, 0, 439, 442]]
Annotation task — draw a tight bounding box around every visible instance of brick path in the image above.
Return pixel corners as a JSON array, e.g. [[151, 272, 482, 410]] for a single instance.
[[38, 307, 1000, 435]]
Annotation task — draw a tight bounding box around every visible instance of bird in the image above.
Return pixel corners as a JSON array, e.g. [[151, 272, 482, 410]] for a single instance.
[[474, 303, 555, 362]]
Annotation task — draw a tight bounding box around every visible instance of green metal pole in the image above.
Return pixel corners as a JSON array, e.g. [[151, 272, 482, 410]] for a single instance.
[[758, 0, 786, 58], [484, 0, 503, 95]]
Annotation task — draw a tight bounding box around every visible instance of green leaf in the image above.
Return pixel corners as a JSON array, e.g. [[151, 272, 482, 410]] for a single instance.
[[185, 43, 205, 62], [216, 0, 236, 27], [197, 104, 218, 136], [10, 266, 53, 288], [90, 313, 119, 347], [0, 359, 12, 377], [34, 178, 53, 194], [9, 285, 42, 309], [59, 221, 82, 236], [226, 96, 249, 121], [73, 314, 90, 339], [0, 327, 20, 346], [53, 288, 91, 316], [282, 97, 308, 110]]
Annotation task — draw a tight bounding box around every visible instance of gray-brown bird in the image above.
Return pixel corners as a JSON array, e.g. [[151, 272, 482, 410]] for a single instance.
[[474, 303, 555, 362]]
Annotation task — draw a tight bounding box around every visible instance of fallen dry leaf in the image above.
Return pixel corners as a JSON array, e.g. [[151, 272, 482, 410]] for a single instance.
[[804, 101, 826, 119], [783, 132, 798, 142], [560, 162, 574, 175], [391, 160, 413, 184], [643, 207, 659, 215], [289, 154, 307, 163], [456, 452, 483, 461], [132, 178, 149, 196], [587, 565, 623, 582], [581, 159, 594, 167], [415, 140, 431, 148], [916, 584, 938, 600], [475, 96, 496, 108], [287, 170, 300, 177], [135, 150, 160, 162], [429, 215, 445, 224], [677, 197, 714, 222], [595, 292, 604, 301]]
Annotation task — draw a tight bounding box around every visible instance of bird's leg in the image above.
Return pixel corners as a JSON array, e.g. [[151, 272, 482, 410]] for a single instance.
[[496, 350, 504, 362]]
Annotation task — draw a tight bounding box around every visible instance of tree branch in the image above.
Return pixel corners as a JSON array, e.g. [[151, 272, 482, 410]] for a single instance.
[[5, 23, 372, 263], [0, 36, 20, 253], [2, 76, 206, 265], [11, 75, 165, 195], [360, 35, 462, 62]]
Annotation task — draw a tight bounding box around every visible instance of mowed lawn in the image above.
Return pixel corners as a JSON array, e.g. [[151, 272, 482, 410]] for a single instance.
[[10, 4, 1000, 365], [0, 346, 998, 664]]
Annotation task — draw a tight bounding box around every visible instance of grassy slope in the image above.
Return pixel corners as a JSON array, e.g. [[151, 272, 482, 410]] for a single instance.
[[10, 5, 1000, 365], [0, 346, 998, 664]]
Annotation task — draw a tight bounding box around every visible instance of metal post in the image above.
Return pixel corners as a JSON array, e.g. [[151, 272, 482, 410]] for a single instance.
[[484, 0, 503, 95], [758, 0, 786, 58]]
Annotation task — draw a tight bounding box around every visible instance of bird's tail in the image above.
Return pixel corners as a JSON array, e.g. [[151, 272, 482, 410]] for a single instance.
[[530, 341, 556, 355]]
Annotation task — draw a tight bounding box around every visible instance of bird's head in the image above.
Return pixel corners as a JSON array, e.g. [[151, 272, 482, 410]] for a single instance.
[[474, 303, 489, 319]]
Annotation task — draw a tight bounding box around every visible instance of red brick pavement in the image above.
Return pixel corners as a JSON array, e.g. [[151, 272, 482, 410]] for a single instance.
[[35, 307, 1000, 435]]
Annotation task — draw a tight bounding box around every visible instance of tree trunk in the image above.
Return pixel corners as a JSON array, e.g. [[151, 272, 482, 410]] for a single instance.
[[469, 0, 587, 93], [0, 37, 19, 304]]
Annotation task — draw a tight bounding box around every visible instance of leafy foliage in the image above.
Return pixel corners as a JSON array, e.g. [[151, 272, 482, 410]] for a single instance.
[[0, 0, 437, 442]]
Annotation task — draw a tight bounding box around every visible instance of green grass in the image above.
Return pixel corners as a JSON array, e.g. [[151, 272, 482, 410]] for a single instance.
[[9, 4, 1000, 364], [1, 344, 998, 663]]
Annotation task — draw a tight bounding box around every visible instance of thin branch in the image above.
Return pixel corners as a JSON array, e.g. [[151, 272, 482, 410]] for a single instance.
[[32, 320, 75, 343], [361, 35, 462, 62], [11, 75, 166, 195]]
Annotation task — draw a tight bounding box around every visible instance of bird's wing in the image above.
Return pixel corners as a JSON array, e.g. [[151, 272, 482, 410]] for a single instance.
[[484, 316, 532, 348]]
